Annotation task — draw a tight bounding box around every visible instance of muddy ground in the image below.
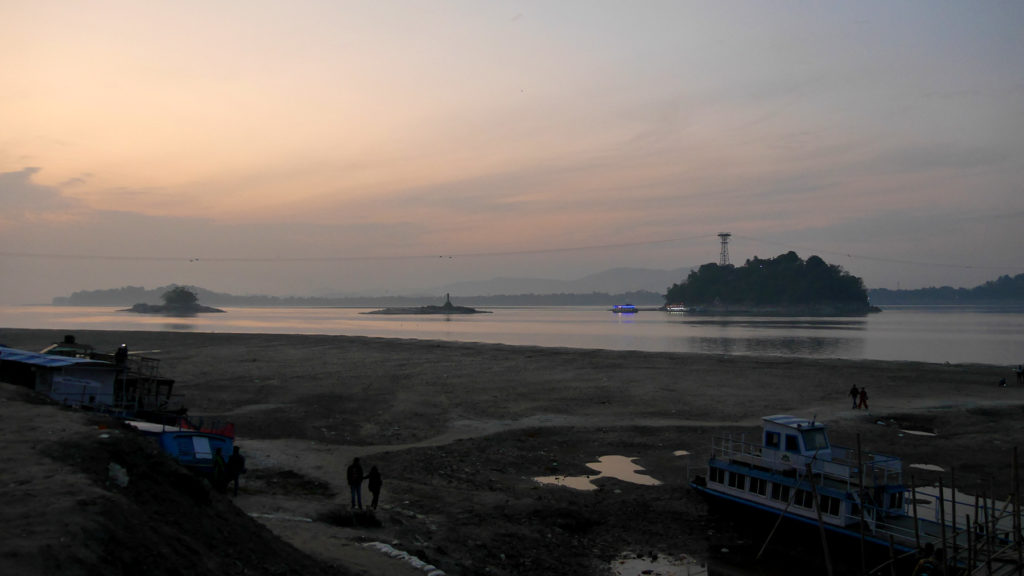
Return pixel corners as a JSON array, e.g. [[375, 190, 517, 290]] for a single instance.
[[1, 328, 1021, 575]]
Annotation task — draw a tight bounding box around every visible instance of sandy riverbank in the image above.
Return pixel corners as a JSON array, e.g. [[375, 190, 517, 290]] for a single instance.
[[1, 328, 1021, 575]]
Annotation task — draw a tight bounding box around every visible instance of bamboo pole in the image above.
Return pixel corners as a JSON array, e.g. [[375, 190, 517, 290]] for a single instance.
[[1014, 446, 1021, 575], [967, 513, 973, 573], [952, 467, 959, 569], [912, 476, 921, 550], [939, 477, 948, 576], [858, 434, 866, 576], [985, 488, 993, 576]]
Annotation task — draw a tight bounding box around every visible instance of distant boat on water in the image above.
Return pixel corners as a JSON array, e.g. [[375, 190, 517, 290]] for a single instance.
[[611, 304, 638, 313]]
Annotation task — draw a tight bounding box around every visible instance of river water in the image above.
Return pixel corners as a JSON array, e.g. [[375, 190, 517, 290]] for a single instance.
[[1, 304, 1021, 367]]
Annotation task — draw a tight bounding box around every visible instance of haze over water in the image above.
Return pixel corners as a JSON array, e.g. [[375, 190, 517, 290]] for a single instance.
[[2, 305, 1020, 367]]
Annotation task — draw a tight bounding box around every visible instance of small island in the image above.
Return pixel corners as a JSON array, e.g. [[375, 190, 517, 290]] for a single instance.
[[665, 251, 878, 316], [364, 293, 491, 315], [121, 286, 225, 315]]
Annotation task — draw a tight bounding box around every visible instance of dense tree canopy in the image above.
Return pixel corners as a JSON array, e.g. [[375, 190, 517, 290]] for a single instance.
[[665, 252, 868, 308], [161, 286, 199, 307]]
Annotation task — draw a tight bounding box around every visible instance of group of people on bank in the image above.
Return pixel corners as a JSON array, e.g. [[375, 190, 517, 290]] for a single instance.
[[208, 449, 383, 511], [347, 457, 383, 510]]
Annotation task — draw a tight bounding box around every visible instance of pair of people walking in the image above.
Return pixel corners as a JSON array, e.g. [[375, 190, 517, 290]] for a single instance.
[[848, 385, 869, 410], [346, 457, 383, 510]]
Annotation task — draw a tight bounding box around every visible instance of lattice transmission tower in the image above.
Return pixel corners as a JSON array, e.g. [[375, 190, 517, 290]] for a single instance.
[[718, 232, 731, 266]]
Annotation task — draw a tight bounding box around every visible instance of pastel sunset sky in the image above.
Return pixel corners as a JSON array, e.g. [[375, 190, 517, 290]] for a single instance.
[[2, 1, 1022, 304]]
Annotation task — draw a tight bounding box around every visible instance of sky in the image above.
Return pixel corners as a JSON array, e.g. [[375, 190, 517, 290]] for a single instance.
[[2, 1, 1023, 305]]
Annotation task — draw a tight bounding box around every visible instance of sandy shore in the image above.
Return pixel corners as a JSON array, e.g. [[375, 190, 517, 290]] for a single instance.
[[1, 328, 1022, 575]]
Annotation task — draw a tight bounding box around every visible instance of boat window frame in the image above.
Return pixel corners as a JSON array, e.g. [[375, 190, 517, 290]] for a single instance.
[[801, 428, 830, 452], [764, 430, 781, 450], [727, 471, 747, 490], [785, 433, 801, 453], [749, 476, 768, 496]]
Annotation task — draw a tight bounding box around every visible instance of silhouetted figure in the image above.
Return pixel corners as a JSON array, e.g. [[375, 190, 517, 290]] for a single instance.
[[1016, 365, 1023, 386], [114, 344, 128, 365], [212, 447, 228, 493], [912, 543, 937, 576], [848, 385, 859, 409], [857, 387, 869, 410], [367, 466, 383, 510], [226, 445, 246, 497], [347, 457, 364, 509]]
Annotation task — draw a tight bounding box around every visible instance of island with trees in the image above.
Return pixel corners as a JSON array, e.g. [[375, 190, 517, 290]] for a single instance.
[[665, 251, 875, 315], [122, 286, 225, 315]]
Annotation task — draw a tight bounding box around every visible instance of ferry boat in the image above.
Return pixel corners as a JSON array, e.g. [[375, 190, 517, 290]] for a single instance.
[[611, 304, 638, 313], [689, 415, 983, 556], [665, 303, 688, 313]]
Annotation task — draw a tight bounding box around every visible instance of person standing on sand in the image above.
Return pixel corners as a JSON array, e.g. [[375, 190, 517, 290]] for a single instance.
[[212, 447, 228, 493], [367, 466, 383, 510], [848, 385, 859, 409], [226, 446, 246, 497], [347, 457, 365, 509], [858, 387, 869, 410]]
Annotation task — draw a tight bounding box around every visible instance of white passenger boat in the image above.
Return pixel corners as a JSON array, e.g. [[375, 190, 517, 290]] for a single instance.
[[689, 415, 1016, 559]]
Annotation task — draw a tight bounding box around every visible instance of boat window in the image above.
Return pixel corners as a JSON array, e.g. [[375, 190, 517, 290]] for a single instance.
[[801, 428, 830, 452], [710, 467, 725, 484], [785, 434, 801, 453], [727, 472, 746, 490], [771, 484, 790, 502], [819, 495, 840, 516], [794, 489, 814, 508], [764, 431, 780, 450], [750, 476, 768, 496]]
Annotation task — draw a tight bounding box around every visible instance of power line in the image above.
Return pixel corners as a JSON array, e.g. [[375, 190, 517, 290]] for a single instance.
[[0, 233, 717, 263]]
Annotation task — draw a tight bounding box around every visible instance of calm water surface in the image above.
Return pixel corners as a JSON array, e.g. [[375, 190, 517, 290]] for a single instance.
[[1, 305, 1021, 366]]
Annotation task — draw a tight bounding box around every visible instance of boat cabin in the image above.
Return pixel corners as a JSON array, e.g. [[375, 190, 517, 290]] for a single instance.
[[760, 414, 833, 469]]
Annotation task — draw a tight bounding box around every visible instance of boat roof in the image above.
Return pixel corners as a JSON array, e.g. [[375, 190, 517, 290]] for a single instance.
[[0, 345, 112, 368], [762, 414, 825, 430]]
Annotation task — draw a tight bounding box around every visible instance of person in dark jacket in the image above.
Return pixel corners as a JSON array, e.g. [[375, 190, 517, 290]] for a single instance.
[[367, 466, 383, 510], [212, 447, 228, 493], [226, 446, 246, 497], [347, 457, 364, 509]]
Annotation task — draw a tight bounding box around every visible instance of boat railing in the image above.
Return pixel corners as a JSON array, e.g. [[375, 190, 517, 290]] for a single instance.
[[711, 436, 904, 489]]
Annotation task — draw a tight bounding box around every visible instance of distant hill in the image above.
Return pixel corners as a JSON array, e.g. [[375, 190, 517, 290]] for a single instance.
[[867, 273, 1024, 305], [52, 267, 690, 307]]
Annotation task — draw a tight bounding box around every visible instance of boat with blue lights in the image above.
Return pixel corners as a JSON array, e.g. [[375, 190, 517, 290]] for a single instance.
[[611, 304, 638, 313]]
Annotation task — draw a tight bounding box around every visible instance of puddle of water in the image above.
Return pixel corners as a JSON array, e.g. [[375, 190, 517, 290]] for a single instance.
[[909, 463, 944, 472], [913, 485, 1017, 531], [535, 455, 661, 491], [611, 552, 707, 575], [900, 429, 937, 436]]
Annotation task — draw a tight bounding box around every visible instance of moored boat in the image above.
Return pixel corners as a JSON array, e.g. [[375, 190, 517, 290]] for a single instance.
[[689, 415, 1020, 564], [665, 303, 688, 313], [611, 304, 638, 313]]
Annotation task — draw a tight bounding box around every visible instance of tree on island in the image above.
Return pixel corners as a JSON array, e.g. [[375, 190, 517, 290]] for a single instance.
[[123, 285, 224, 315], [162, 286, 199, 308], [665, 251, 871, 314]]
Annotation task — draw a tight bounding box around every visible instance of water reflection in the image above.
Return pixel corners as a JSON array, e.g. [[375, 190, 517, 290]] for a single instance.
[[534, 455, 661, 491], [163, 323, 197, 331], [2, 305, 1022, 365]]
